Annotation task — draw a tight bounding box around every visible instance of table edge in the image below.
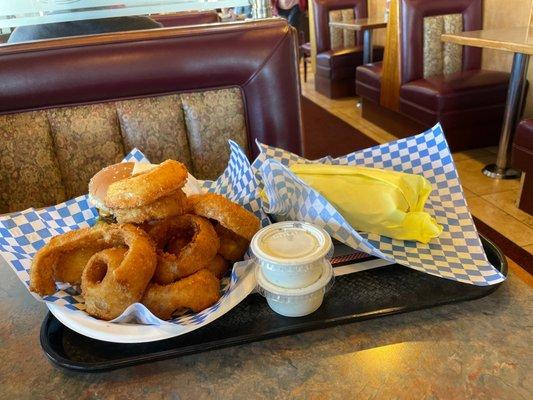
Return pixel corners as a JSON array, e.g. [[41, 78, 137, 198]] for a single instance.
[[441, 28, 533, 55]]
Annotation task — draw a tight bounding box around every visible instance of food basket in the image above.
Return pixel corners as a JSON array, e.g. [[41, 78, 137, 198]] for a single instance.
[[0, 123, 507, 362]]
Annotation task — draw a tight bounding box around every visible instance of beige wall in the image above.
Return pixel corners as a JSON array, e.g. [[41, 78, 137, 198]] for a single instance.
[[482, 0, 533, 116]]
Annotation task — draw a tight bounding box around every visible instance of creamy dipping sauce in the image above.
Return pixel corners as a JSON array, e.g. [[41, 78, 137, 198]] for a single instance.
[[259, 227, 320, 260], [251, 221, 333, 289]]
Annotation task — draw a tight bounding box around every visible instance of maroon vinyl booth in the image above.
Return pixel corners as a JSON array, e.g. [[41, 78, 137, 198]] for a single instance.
[[357, 0, 512, 151], [355, 61, 382, 104], [512, 120, 533, 215], [151, 10, 221, 26], [313, 0, 384, 98], [399, 0, 510, 150], [0, 20, 302, 159], [0, 20, 303, 213]]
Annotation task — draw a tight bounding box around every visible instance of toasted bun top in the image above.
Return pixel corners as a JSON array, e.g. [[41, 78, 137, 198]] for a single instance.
[[88, 162, 135, 210]]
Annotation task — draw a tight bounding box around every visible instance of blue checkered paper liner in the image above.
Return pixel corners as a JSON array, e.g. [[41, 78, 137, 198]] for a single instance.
[[200, 140, 270, 227], [0, 148, 260, 327], [250, 123, 505, 286]]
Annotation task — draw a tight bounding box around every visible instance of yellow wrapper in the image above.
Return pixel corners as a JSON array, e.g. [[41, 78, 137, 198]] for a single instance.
[[290, 164, 443, 243]]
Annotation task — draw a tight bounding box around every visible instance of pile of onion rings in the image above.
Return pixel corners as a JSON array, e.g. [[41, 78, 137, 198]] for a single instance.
[[29, 160, 260, 321]]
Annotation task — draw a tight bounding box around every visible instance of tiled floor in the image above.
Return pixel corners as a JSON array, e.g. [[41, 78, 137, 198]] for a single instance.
[[300, 71, 533, 255]]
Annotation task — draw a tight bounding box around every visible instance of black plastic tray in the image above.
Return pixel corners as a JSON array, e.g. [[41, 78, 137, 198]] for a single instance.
[[40, 235, 507, 372]]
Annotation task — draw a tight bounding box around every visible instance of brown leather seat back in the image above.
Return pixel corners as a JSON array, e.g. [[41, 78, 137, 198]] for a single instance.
[[0, 20, 303, 213], [400, 0, 482, 84], [313, 0, 367, 53]]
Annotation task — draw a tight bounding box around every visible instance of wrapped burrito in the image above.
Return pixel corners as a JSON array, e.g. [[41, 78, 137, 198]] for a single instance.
[[290, 164, 442, 243]]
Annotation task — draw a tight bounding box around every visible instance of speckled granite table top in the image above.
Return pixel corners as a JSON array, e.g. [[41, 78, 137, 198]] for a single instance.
[[0, 259, 531, 400]]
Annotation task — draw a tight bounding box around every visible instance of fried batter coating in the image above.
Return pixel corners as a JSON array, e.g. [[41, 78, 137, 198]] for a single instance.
[[111, 189, 189, 224], [142, 269, 221, 320], [80, 225, 157, 320], [30, 226, 109, 296], [214, 223, 250, 262], [105, 160, 188, 209], [54, 243, 110, 285], [206, 254, 230, 278], [31, 224, 156, 299], [188, 193, 260, 241], [81, 247, 131, 320], [146, 214, 220, 283]]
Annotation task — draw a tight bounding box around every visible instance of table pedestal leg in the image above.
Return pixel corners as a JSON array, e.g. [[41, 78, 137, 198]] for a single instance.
[[363, 29, 373, 64], [358, 29, 374, 108], [483, 52, 529, 179]]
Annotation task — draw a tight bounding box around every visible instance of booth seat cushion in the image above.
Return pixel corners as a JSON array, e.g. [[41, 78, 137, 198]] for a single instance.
[[180, 89, 248, 179], [47, 103, 126, 198], [513, 119, 533, 171], [300, 42, 311, 56], [514, 119, 533, 151], [0, 112, 66, 212], [356, 61, 382, 103], [316, 48, 363, 80], [0, 88, 248, 212], [400, 100, 505, 130], [116, 95, 193, 168], [512, 119, 533, 214], [316, 46, 383, 79], [317, 48, 364, 68], [400, 70, 510, 113]]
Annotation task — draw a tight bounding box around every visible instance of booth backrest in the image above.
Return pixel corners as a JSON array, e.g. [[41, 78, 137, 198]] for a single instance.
[[0, 20, 303, 213], [400, 0, 482, 84], [152, 11, 221, 27], [313, 0, 368, 53]]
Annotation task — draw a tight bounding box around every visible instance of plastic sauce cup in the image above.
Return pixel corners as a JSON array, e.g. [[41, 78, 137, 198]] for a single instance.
[[256, 261, 334, 317], [250, 221, 333, 289]]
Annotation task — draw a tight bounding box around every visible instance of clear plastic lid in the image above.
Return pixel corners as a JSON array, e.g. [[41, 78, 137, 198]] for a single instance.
[[259, 257, 329, 273], [250, 221, 333, 267], [255, 261, 335, 303]]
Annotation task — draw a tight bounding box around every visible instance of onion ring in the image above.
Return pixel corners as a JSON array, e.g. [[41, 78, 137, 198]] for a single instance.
[[81, 247, 131, 320], [146, 214, 220, 284], [206, 254, 230, 278], [214, 223, 250, 262], [54, 243, 110, 285], [105, 160, 188, 209], [142, 269, 221, 320], [30, 224, 156, 297], [30, 226, 108, 296], [161, 235, 228, 278], [80, 225, 157, 320], [112, 189, 189, 224], [188, 193, 260, 241]]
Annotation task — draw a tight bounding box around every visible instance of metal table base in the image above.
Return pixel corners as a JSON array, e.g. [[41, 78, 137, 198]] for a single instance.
[[482, 52, 529, 179]]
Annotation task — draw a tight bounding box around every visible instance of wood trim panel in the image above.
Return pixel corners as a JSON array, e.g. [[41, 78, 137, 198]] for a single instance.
[[379, 0, 401, 110]]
